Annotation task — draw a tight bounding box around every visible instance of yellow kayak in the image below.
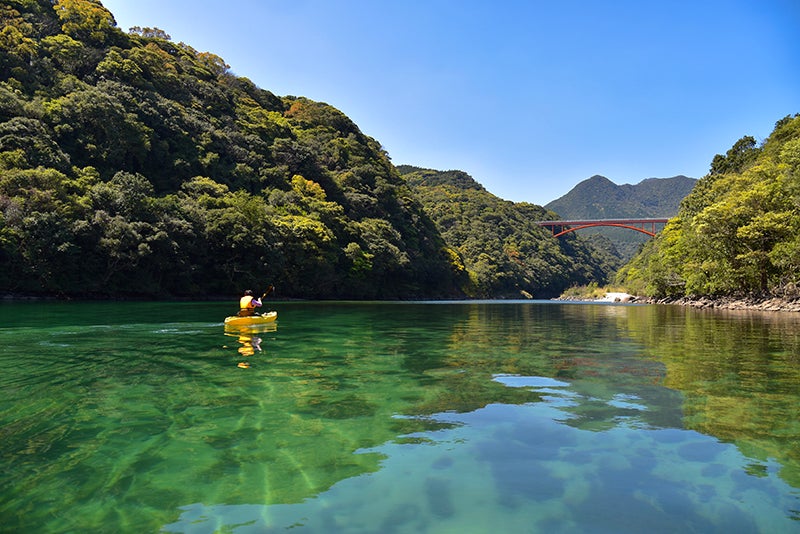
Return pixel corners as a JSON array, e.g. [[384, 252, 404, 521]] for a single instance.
[[223, 311, 278, 327]]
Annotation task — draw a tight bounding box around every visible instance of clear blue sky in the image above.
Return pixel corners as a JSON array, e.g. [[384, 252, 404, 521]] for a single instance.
[[102, 0, 799, 205]]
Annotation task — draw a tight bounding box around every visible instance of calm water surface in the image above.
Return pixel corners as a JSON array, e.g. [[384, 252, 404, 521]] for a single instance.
[[1, 300, 799, 533]]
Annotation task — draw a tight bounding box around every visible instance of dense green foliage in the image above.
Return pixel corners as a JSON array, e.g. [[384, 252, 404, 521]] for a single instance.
[[0, 0, 469, 299], [617, 115, 800, 298], [545, 174, 697, 260], [398, 166, 621, 298]]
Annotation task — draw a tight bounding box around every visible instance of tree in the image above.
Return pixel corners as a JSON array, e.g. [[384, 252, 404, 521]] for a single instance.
[[128, 26, 171, 40], [196, 51, 230, 77], [52, 0, 118, 45], [709, 135, 760, 175]]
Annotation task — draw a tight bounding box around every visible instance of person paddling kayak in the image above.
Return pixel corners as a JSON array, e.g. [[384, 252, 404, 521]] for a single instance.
[[238, 289, 262, 317]]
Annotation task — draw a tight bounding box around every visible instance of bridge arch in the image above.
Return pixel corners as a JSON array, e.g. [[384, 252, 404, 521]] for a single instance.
[[535, 218, 669, 238]]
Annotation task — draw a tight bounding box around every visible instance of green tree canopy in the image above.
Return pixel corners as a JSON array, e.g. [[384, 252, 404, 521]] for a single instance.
[[618, 115, 800, 298]]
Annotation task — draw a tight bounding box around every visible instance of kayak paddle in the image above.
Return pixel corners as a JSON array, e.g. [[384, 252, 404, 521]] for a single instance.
[[261, 285, 274, 300]]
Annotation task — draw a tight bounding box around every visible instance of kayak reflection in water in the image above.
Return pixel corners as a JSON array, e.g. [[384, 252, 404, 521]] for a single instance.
[[233, 333, 261, 368], [224, 329, 268, 369], [224, 290, 276, 368], [237, 334, 262, 357]]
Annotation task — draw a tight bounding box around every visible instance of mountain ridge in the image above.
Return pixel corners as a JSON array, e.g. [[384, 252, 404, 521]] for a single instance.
[[543, 174, 697, 261], [545, 174, 697, 219]]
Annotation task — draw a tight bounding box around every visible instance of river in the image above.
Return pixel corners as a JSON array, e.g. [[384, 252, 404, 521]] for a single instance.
[[1, 300, 799, 533]]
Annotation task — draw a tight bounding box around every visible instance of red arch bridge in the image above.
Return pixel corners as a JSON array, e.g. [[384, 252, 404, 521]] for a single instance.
[[535, 218, 669, 238]]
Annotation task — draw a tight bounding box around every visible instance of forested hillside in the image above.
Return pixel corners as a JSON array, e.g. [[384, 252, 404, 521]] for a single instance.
[[0, 0, 616, 300], [0, 0, 473, 298], [398, 166, 621, 298], [617, 115, 800, 298], [545, 174, 697, 260]]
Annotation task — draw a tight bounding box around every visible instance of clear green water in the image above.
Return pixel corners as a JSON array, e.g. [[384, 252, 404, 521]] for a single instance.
[[2, 301, 799, 533]]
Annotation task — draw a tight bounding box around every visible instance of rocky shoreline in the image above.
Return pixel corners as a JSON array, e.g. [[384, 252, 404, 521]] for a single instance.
[[556, 292, 800, 312], [637, 295, 800, 313]]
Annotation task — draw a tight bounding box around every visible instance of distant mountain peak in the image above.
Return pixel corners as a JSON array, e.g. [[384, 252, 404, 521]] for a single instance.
[[545, 175, 697, 219]]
